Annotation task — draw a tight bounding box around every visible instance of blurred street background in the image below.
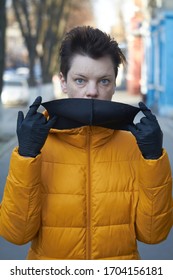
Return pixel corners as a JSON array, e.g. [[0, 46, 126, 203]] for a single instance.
[[0, 0, 173, 259]]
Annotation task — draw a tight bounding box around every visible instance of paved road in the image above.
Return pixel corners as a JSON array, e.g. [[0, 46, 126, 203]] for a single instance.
[[0, 91, 173, 259]]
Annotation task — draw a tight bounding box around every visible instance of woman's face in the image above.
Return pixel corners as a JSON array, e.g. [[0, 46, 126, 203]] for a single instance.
[[59, 54, 116, 101]]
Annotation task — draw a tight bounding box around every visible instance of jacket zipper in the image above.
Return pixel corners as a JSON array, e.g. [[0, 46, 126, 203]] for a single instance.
[[86, 126, 91, 259]]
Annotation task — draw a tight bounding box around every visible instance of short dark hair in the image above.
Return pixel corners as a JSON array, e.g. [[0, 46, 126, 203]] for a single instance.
[[59, 26, 126, 80]]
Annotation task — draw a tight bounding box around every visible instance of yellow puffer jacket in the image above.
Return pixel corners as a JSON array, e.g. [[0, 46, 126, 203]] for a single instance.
[[0, 126, 172, 260]]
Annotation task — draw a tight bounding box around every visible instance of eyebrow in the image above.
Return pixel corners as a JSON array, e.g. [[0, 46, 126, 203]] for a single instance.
[[74, 73, 112, 79], [74, 74, 86, 78]]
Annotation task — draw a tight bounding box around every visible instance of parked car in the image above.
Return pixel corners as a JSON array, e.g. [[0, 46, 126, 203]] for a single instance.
[[1, 74, 29, 106], [15, 67, 29, 79]]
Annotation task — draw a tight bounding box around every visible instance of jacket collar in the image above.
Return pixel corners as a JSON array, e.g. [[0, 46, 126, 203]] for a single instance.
[[49, 126, 117, 148]]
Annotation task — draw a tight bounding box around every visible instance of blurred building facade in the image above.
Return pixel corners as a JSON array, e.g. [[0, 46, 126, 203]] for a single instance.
[[123, 0, 173, 116], [140, 0, 173, 116]]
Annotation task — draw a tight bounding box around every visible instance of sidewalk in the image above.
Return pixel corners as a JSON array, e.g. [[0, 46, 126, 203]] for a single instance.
[[114, 91, 173, 138], [0, 135, 17, 158], [112, 90, 142, 105], [0, 125, 17, 159]]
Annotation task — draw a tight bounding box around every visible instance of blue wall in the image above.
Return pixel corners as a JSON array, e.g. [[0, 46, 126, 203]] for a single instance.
[[146, 11, 173, 117]]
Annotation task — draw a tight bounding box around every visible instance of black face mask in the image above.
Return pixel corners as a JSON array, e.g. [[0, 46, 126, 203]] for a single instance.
[[41, 98, 140, 130]]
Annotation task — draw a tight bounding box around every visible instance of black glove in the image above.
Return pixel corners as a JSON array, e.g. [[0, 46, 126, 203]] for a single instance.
[[17, 96, 57, 157], [128, 102, 163, 159]]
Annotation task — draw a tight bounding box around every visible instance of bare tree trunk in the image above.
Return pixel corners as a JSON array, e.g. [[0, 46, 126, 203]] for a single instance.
[[12, 0, 39, 86], [27, 37, 37, 86], [12, 0, 79, 86], [0, 0, 6, 94], [40, 0, 71, 84]]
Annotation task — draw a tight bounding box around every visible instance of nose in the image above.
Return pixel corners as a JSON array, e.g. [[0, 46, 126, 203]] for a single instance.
[[85, 82, 98, 98]]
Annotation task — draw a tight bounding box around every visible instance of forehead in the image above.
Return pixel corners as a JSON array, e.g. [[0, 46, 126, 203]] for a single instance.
[[68, 54, 115, 77]]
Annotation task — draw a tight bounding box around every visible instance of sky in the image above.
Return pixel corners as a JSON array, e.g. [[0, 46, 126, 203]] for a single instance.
[[92, 0, 135, 33]]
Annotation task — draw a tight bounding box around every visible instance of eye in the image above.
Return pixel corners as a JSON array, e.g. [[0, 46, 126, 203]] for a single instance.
[[100, 79, 110, 85], [75, 78, 85, 85]]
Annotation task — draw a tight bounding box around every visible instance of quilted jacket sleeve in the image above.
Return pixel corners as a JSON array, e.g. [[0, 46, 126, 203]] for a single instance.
[[0, 147, 42, 245], [136, 149, 173, 244]]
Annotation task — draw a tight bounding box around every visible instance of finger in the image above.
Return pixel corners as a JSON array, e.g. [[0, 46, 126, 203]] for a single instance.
[[139, 102, 156, 121], [17, 111, 24, 131], [34, 112, 46, 121], [46, 116, 58, 129], [135, 122, 145, 131], [140, 116, 149, 124], [27, 96, 42, 117], [34, 113, 47, 124], [139, 102, 150, 111], [127, 123, 138, 137]]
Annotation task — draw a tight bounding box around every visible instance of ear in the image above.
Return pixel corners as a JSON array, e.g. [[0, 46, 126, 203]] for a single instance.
[[59, 72, 68, 93]]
